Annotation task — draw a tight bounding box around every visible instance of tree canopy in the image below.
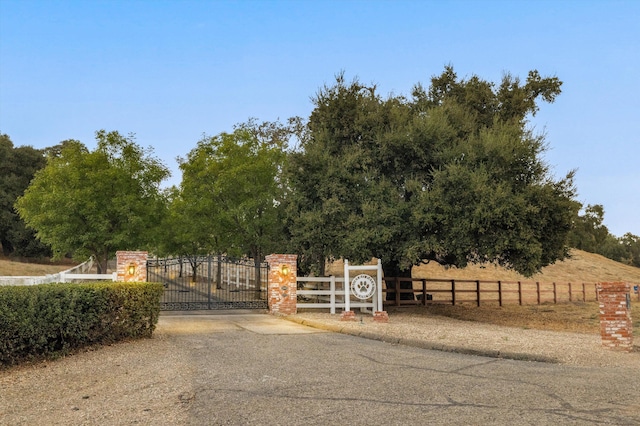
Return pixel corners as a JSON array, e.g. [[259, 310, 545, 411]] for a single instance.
[[0, 133, 51, 257], [15, 130, 170, 272], [286, 68, 578, 281], [173, 120, 293, 263]]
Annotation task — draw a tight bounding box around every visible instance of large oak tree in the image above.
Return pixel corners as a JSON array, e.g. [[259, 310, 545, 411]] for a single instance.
[[286, 68, 578, 294]]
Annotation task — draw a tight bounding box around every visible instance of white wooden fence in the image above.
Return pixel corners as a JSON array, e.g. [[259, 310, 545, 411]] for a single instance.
[[296, 277, 377, 314], [0, 257, 116, 286]]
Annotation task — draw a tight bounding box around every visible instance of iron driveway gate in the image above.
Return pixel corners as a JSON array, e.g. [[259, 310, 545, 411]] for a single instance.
[[147, 256, 269, 310]]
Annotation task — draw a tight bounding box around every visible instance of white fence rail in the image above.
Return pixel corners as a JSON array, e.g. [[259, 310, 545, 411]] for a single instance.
[[297, 276, 375, 314], [0, 258, 115, 286]]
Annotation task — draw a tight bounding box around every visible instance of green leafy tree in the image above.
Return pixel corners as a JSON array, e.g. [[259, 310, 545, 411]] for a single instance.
[[568, 204, 610, 252], [619, 233, 640, 267], [287, 68, 577, 295], [176, 120, 292, 282], [0, 133, 51, 257], [15, 131, 170, 272], [152, 186, 214, 282]]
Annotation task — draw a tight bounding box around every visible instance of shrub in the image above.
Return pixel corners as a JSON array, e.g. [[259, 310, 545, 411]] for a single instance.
[[0, 282, 163, 367]]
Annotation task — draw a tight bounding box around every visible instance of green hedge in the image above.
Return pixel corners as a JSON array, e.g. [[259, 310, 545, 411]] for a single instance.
[[0, 282, 163, 367]]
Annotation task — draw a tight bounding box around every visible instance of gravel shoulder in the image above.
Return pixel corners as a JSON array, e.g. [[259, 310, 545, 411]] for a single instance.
[[287, 310, 640, 368]]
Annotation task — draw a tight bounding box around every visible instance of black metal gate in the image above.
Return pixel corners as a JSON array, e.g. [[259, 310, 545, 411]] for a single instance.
[[147, 256, 269, 310]]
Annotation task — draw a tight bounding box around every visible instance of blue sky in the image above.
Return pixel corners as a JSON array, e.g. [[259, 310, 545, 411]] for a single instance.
[[1, 0, 638, 237]]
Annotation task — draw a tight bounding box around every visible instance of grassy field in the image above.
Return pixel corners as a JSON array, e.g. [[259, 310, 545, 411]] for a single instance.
[[0, 256, 77, 276], [411, 249, 640, 284], [386, 302, 640, 336]]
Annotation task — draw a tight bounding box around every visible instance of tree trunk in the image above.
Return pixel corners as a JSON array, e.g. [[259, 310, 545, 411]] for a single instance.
[[96, 254, 108, 274], [319, 257, 326, 277], [189, 256, 198, 282], [382, 260, 414, 301], [216, 254, 222, 289]]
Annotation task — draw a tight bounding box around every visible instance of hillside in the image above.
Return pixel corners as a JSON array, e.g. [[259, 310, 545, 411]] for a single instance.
[[0, 257, 77, 276], [412, 249, 640, 284]]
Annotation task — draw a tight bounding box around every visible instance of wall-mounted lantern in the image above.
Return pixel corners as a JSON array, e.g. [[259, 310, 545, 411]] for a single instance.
[[280, 264, 290, 276], [127, 263, 136, 277]]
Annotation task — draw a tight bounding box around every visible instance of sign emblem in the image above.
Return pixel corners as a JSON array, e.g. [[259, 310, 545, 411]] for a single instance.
[[350, 274, 376, 300]]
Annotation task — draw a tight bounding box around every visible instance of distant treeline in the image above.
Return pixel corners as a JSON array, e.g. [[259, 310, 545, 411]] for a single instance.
[[2, 133, 638, 269], [569, 204, 640, 267]]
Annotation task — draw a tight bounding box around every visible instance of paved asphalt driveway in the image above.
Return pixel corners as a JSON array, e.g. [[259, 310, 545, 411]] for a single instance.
[[163, 313, 640, 425], [2, 312, 639, 425]]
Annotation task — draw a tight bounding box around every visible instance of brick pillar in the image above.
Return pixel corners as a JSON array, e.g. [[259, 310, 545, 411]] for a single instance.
[[116, 251, 148, 282], [597, 282, 633, 352], [265, 254, 298, 315]]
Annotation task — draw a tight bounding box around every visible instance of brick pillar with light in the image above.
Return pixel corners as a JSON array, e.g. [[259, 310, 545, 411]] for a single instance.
[[596, 282, 633, 352], [116, 251, 148, 282], [265, 254, 298, 315]]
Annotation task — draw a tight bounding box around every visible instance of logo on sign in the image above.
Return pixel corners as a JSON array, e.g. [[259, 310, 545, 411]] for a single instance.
[[350, 274, 376, 300]]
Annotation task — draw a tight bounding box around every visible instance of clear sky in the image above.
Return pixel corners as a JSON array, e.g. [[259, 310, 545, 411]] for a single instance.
[[1, 0, 638, 237]]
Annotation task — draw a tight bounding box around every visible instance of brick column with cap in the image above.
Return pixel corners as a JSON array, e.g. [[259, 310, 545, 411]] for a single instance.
[[596, 282, 633, 352], [265, 254, 298, 315], [116, 251, 148, 282]]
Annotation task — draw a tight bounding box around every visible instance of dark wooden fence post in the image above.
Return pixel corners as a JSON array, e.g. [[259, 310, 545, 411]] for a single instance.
[[518, 281, 522, 305], [536, 282, 541, 305], [568, 282, 573, 302], [476, 280, 481, 307], [498, 281, 502, 307], [451, 279, 456, 306]]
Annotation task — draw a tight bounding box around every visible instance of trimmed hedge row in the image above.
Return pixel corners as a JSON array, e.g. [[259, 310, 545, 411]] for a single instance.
[[0, 282, 164, 367]]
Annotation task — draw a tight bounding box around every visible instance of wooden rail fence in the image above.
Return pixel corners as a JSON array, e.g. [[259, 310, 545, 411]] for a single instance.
[[384, 277, 640, 307]]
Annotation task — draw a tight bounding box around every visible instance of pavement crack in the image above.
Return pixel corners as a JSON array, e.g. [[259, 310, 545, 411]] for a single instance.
[[358, 353, 500, 375], [357, 353, 597, 420], [213, 387, 500, 410], [448, 358, 501, 373]]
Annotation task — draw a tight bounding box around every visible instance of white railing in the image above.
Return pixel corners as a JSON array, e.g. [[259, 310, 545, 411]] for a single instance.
[[0, 257, 115, 286], [59, 272, 117, 283], [296, 276, 375, 314], [222, 261, 254, 288]]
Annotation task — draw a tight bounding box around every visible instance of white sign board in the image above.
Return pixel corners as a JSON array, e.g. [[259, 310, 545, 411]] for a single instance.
[[343, 259, 383, 314]]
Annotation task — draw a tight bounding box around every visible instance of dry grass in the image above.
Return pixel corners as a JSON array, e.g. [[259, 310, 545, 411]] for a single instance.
[[388, 302, 640, 336], [0, 256, 77, 276], [413, 249, 640, 284]]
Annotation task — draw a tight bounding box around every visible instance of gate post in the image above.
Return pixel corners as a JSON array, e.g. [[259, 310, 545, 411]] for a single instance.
[[265, 254, 298, 315], [596, 282, 633, 352], [116, 251, 148, 282]]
